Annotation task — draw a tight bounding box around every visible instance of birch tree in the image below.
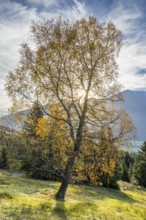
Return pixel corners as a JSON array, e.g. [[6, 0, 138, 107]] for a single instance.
[[6, 17, 123, 200]]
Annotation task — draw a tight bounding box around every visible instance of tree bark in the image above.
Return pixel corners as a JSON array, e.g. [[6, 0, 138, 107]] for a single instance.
[[55, 152, 77, 200], [56, 123, 84, 200]]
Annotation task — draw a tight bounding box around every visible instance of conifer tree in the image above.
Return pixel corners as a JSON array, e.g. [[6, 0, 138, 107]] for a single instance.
[[23, 101, 43, 137], [22, 101, 44, 175], [133, 142, 146, 187], [121, 161, 130, 182], [0, 147, 7, 168]]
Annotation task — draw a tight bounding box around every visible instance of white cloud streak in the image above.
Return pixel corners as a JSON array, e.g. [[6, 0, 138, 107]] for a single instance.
[[27, 0, 59, 7], [103, 1, 146, 90], [0, 1, 38, 76], [39, 0, 90, 21], [0, 0, 39, 113]]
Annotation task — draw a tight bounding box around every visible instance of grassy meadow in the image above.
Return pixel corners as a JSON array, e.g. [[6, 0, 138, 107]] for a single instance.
[[0, 170, 146, 220]]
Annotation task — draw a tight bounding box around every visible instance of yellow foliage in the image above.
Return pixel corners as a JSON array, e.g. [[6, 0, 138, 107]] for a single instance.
[[35, 117, 50, 139], [73, 126, 120, 186]]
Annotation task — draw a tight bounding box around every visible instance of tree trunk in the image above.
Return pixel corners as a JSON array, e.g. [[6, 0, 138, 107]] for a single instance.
[[55, 152, 77, 200], [56, 130, 83, 200], [56, 104, 87, 200]]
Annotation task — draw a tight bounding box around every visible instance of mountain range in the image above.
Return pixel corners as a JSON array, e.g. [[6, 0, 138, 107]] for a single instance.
[[0, 90, 145, 151], [122, 90, 146, 140]]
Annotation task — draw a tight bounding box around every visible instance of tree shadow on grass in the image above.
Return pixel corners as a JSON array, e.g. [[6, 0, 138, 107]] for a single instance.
[[52, 200, 68, 220]]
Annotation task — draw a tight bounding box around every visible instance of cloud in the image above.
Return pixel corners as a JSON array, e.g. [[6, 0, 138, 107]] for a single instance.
[[27, 0, 59, 8], [39, 0, 90, 21], [0, 79, 10, 115], [0, 1, 38, 76], [105, 1, 142, 35], [101, 0, 146, 90], [1, 0, 146, 114], [69, 0, 90, 20], [62, 0, 90, 21], [0, 0, 39, 112]]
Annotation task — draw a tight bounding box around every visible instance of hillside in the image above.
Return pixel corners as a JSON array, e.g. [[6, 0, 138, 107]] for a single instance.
[[0, 170, 146, 220]]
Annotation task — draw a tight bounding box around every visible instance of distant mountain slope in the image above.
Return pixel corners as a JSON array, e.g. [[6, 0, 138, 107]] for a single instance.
[[121, 90, 146, 142], [0, 110, 29, 131]]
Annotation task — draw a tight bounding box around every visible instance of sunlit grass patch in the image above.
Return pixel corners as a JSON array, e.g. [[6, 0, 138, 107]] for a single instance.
[[67, 202, 97, 217], [0, 171, 146, 219]]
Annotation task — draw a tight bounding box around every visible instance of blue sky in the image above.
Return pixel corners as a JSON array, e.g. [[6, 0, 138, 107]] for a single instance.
[[0, 0, 146, 115]]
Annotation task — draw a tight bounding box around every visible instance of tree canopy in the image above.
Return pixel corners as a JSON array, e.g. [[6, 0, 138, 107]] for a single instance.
[[5, 17, 135, 200]]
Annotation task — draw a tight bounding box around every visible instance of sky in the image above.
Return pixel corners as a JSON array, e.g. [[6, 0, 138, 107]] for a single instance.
[[0, 0, 146, 115]]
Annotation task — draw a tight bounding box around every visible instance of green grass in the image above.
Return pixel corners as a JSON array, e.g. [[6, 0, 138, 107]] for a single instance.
[[0, 171, 146, 219]]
